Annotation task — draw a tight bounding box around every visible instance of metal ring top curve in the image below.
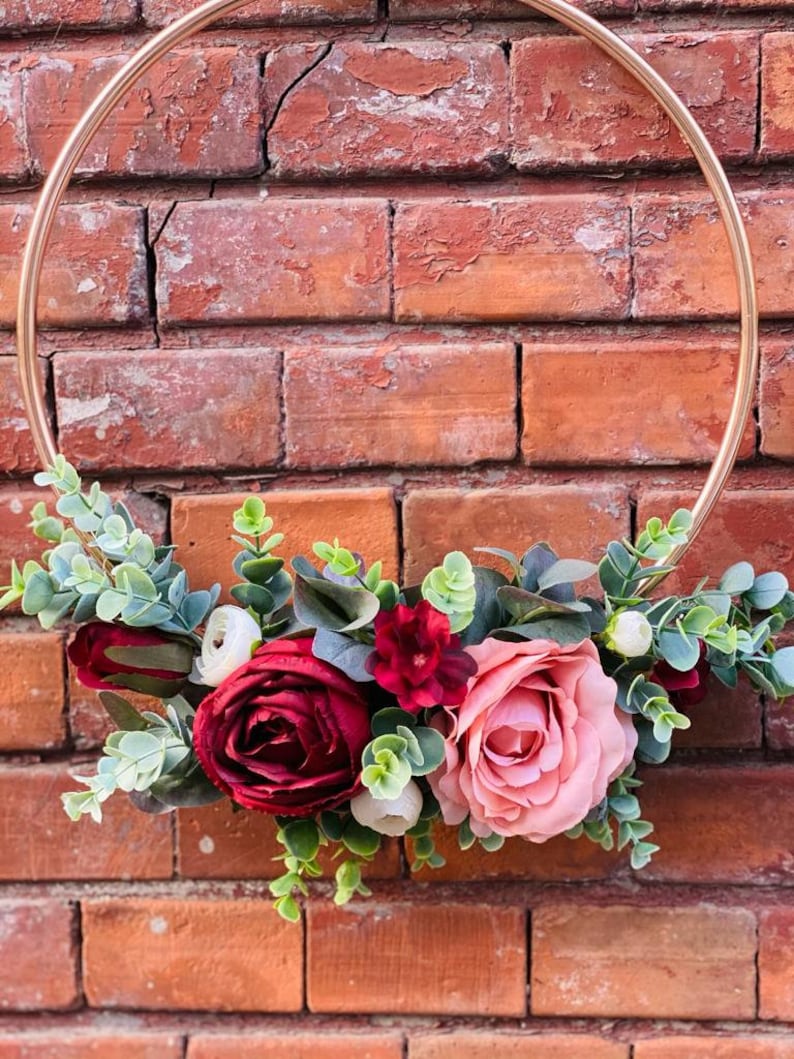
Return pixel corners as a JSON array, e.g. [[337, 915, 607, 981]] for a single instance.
[[15, 0, 759, 590]]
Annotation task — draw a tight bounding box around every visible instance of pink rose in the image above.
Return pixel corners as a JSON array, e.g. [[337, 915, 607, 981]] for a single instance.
[[429, 637, 638, 842]]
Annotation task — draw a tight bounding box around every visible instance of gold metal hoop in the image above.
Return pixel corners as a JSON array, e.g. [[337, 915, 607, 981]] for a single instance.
[[15, 0, 758, 585]]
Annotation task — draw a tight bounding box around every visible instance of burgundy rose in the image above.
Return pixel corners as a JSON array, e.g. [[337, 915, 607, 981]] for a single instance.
[[193, 637, 371, 816], [653, 644, 711, 707], [68, 623, 193, 697], [365, 600, 477, 714]]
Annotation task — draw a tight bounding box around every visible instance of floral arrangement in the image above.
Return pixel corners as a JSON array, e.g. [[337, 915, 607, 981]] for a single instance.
[[4, 456, 794, 920]]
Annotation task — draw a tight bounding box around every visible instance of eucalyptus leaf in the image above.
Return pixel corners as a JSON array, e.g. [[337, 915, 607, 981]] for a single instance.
[[537, 558, 598, 590], [312, 628, 375, 682], [657, 627, 701, 672], [98, 691, 149, 731], [719, 561, 755, 595], [293, 575, 379, 634], [745, 571, 789, 611], [494, 613, 591, 644]]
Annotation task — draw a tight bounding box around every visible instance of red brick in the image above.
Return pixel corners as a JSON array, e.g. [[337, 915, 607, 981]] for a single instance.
[[0, 900, 78, 1011], [636, 488, 794, 591], [25, 50, 262, 179], [83, 898, 303, 1011], [143, 0, 376, 25], [189, 1034, 402, 1059], [633, 191, 794, 319], [0, 627, 65, 750], [0, 358, 48, 476], [285, 343, 516, 468], [156, 200, 389, 325], [413, 827, 618, 883], [522, 336, 755, 465], [0, 0, 136, 28], [410, 1036, 628, 1059], [0, 763, 172, 881], [308, 902, 526, 1015], [394, 198, 630, 322], [268, 42, 509, 178], [390, 0, 633, 14], [402, 484, 629, 583], [0, 488, 48, 571], [531, 904, 757, 1019], [171, 488, 399, 601], [761, 337, 794, 459], [760, 908, 794, 1020], [640, 766, 794, 884], [177, 799, 401, 880], [0, 204, 148, 328], [54, 349, 281, 472], [0, 1035, 183, 1059], [69, 658, 160, 750], [635, 1039, 794, 1059], [761, 34, 794, 157], [673, 676, 761, 749], [512, 34, 757, 169], [767, 696, 794, 750], [0, 59, 29, 180]]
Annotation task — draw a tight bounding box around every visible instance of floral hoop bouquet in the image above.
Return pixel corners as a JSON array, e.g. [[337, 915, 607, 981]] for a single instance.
[[4, 456, 794, 920]]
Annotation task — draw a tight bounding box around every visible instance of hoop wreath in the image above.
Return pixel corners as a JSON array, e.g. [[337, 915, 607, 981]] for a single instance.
[[9, 1, 788, 916]]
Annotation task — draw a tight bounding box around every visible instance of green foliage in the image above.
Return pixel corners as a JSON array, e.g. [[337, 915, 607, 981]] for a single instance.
[[229, 498, 293, 639], [406, 816, 446, 872], [361, 709, 445, 800], [421, 551, 477, 633]]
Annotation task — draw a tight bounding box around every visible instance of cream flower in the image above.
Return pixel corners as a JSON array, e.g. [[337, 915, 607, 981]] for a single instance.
[[350, 780, 423, 837], [192, 605, 261, 687]]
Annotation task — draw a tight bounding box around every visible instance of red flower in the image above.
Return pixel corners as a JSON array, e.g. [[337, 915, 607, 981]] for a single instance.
[[193, 637, 371, 816], [653, 645, 711, 707], [68, 623, 193, 697], [366, 600, 477, 714]]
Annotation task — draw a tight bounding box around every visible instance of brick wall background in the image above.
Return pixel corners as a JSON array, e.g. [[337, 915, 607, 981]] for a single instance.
[[1, 0, 793, 1054]]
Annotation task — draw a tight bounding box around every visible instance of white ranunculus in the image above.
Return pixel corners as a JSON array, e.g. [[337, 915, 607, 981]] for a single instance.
[[607, 610, 653, 658], [192, 605, 261, 687], [350, 780, 424, 837]]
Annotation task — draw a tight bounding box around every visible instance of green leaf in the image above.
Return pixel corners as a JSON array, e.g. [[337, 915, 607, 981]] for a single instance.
[[410, 727, 446, 776], [230, 582, 275, 616], [21, 569, 55, 615], [479, 832, 505, 853], [680, 606, 718, 636], [319, 811, 344, 841], [274, 895, 301, 923], [281, 819, 321, 862], [458, 817, 476, 851], [293, 574, 380, 634], [537, 558, 598, 590], [341, 818, 380, 858], [98, 691, 148, 731], [105, 641, 193, 674], [770, 646, 794, 691], [494, 613, 591, 645], [371, 707, 416, 737], [745, 571, 789, 611], [312, 628, 375, 682], [657, 627, 700, 671], [719, 561, 755, 595], [240, 556, 284, 585]]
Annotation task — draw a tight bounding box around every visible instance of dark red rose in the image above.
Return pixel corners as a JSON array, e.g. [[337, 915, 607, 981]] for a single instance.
[[365, 600, 477, 714], [193, 636, 371, 816], [68, 623, 194, 697], [653, 644, 711, 707]]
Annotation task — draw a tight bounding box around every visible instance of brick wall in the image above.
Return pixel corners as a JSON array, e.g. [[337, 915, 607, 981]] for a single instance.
[[1, 0, 793, 1053]]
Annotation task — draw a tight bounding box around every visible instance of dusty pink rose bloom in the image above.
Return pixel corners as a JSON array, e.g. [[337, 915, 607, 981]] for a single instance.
[[429, 637, 637, 842]]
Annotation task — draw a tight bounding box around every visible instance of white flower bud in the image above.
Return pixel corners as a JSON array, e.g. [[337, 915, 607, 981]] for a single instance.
[[350, 780, 424, 837], [606, 610, 653, 658], [192, 605, 261, 687]]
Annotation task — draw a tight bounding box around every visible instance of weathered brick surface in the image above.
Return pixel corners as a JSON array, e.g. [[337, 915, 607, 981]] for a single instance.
[[409, 1036, 629, 1059], [0, 359, 47, 476], [0, 0, 137, 29], [394, 197, 630, 322], [0, 59, 28, 180], [0, 900, 78, 1011], [521, 335, 755, 464], [674, 676, 762, 749], [0, 1036, 184, 1059], [0, 488, 50, 571], [761, 337, 794, 459], [268, 42, 509, 178], [632, 192, 794, 318], [284, 343, 517, 468], [635, 1039, 794, 1058], [512, 34, 758, 169], [188, 1034, 403, 1058], [171, 488, 399, 600], [403, 485, 629, 582], [390, 0, 633, 15], [640, 766, 794, 884], [143, 0, 376, 25], [308, 902, 526, 1015], [759, 908, 794, 1020], [0, 628, 65, 750], [177, 800, 401, 879], [83, 898, 303, 1011], [0, 763, 173, 880], [25, 50, 263, 179], [531, 904, 757, 1019], [156, 200, 390, 325], [761, 33, 794, 156], [0, 204, 148, 328], [54, 349, 281, 471]]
